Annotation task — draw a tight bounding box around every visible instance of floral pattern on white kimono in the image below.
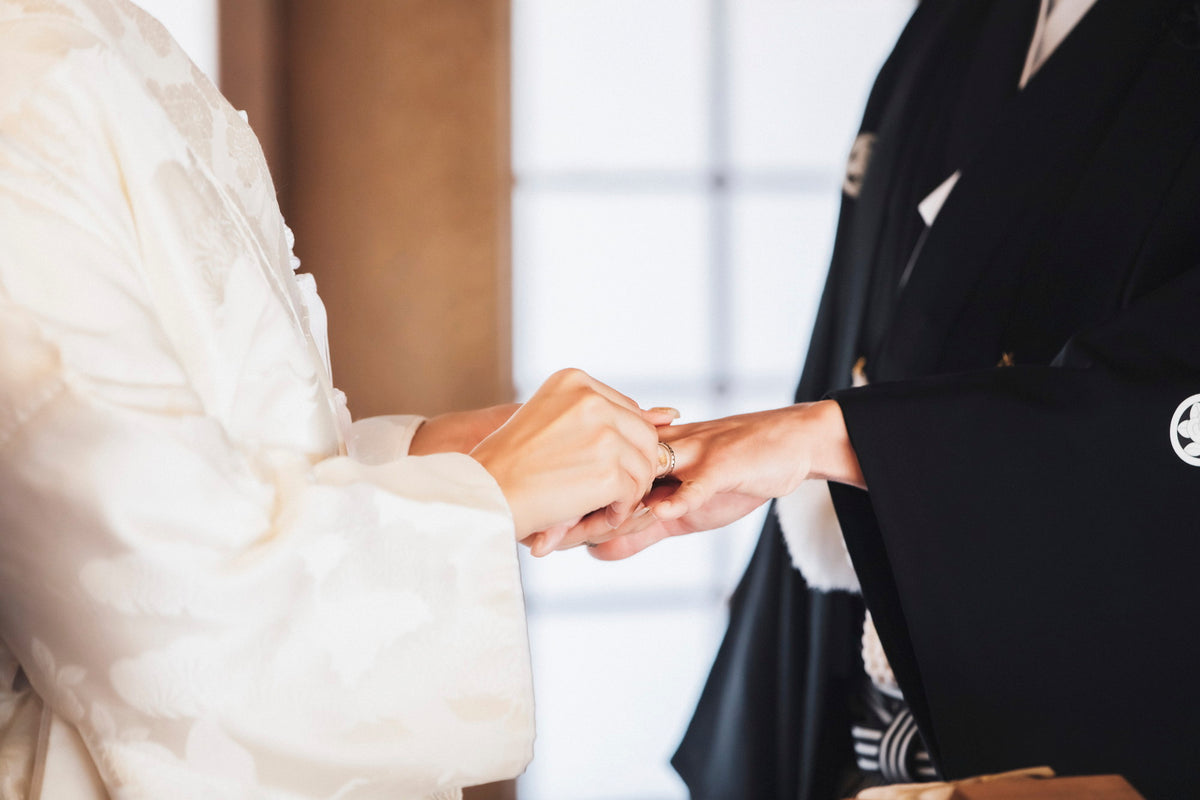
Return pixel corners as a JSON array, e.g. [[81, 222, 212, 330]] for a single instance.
[[0, 1, 534, 798]]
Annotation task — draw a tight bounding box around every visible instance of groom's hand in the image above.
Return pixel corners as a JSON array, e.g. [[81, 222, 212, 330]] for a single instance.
[[532, 484, 769, 559], [529, 400, 863, 559]]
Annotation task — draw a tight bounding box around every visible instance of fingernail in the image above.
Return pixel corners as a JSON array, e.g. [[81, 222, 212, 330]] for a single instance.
[[633, 505, 653, 520], [650, 407, 681, 419]]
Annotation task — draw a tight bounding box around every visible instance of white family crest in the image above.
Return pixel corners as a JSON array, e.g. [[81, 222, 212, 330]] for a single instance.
[[1170, 394, 1200, 466], [843, 133, 877, 199]]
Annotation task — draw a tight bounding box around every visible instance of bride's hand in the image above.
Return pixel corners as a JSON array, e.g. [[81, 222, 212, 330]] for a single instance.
[[408, 404, 521, 455], [530, 400, 863, 558], [469, 368, 676, 539]]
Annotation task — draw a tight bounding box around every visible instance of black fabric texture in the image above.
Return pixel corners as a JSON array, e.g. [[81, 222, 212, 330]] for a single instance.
[[674, 0, 1200, 797]]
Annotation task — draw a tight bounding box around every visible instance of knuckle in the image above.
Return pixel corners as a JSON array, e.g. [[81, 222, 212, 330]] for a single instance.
[[578, 391, 605, 414], [555, 367, 588, 386], [635, 455, 655, 484], [602, 470, 623, 494], [597, 424, 620, 448]]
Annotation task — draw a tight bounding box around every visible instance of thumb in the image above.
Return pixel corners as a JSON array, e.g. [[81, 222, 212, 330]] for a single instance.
[[649, 479, 711, 521]]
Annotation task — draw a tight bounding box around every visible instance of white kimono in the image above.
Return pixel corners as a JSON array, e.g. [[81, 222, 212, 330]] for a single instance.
[[0, 1, 533, 798]]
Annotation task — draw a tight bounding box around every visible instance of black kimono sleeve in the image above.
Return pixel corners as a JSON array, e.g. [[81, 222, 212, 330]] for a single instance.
[[829, 262, 1200, 799]]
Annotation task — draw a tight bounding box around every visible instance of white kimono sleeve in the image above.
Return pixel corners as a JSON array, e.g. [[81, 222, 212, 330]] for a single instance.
[[0, 11, 532, 799], [0, 337, 534, 798]]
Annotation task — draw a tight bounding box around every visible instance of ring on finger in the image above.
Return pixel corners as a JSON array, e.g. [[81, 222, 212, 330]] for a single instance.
[[657, 441, 676, 477]]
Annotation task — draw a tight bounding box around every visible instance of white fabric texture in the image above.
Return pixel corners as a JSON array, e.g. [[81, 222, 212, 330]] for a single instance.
[[0, 1, 533, 798], [775, 482, 860, 593]]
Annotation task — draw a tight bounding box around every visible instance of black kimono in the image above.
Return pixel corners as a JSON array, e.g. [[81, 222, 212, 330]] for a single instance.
[[672, 2, 1200, 799]]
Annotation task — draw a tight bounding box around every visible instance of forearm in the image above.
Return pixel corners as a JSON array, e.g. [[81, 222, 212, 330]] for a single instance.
[[408, 404, 521, 456], [800, 400, 866, 490]]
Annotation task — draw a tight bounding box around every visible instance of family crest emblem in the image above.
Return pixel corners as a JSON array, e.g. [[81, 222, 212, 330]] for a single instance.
[[1170, 394, 1200, 466], [843, 133, 877, 199]]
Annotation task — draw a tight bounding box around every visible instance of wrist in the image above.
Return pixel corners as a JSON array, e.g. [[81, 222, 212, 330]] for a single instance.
[[802, 400, 865, 489], [469, 441, 532, 539]]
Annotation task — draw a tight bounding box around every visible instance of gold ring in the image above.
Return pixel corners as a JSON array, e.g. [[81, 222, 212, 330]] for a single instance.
[[657, 441, 676, 476]]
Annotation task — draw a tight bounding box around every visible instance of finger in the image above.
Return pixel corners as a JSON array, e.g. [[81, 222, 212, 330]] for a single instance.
[[578, 373, 644, 414], [605, 417, 658, 489], [585, 484, 685, 558], [605, 500, 631, 529], [605, 455, 650, 528], [655, 425, 700, 477], [587, 523, 673, 561], [592, 484, 673, 545], [610, 410, 662, 478], [604, 499, 632, 529], [529, 520, 573, 557], [552, 510, 616, 551], [613, 401, 661, 444], [598, 501, 657, 541], [616, 503, 659, 538], [649, 478, 713, 521], [654, 441, 677, 479], [642, 407, 681, 427], [655, 421, 696, 444]]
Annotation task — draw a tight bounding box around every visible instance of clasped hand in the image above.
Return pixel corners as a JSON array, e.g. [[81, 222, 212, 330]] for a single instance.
[[526, 397, 864, 559], [429, 369, 864, 560]]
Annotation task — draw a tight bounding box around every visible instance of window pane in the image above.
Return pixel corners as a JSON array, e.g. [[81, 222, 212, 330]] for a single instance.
[[730, 191, 839, 382], [513, 0, 711, 172], [728, 0, 915, 172], [520, 530, 714, 602], [519, 609, 725, 800], [513, 189, 711, 391]]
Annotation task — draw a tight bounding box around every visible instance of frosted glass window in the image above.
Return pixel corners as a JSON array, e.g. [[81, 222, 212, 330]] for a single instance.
[[512, 0, 711, 172], [513, 190, 710, 391], [135, 0, 219, 82], [729, 0, 915, 172], [523, 610, 723, 800], [730, 191, 841, 381], [512, 3, 915, 798], [520, 528, 716, 603]]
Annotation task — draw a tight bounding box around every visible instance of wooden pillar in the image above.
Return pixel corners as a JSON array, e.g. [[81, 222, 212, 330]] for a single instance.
[[217, 0, 286, 180], [219, 2, 517, 798], [287, 0, 512, 418], [222, 0, 512, 418]]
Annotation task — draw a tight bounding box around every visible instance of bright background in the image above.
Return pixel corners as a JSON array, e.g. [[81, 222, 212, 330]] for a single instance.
[[511, 2, 913, 798], [136, 0, 218, 81], [139, 2, 913, 798]]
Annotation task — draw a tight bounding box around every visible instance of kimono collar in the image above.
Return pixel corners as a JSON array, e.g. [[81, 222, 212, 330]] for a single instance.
[[876, 0, 1188, 380], [1020, 0, 1100, 89]]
